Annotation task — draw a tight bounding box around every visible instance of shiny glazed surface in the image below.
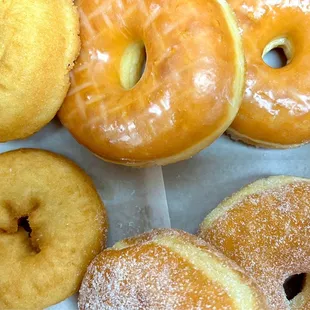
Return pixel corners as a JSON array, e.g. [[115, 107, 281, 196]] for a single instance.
[[59, 0, 244, 166], [229, 0, 310, 147], [200, 176, 310, 310], [79, 229, 267, 309]]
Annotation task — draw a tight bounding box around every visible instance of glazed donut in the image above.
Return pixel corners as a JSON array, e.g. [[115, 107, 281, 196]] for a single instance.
[[59, 0, 244, 166], [0, 149, 108, 309], [0, 1, 80, 142], [79, 229, 268, 309], [199, 176, 310, 309], [227, 0, 310, 148]]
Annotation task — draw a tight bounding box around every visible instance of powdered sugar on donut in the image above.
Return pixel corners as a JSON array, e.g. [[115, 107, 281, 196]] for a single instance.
[[79, 245, 229, 309], [201, 178, 310, 310], [79, 229, 266, 309]]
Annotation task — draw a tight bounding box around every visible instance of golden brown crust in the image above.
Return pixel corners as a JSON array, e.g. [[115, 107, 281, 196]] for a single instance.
[[227, 0, 310, 148], [79, 229, 268, 310], [200, 176, 310, 310], [0, 0, 80, 142], [0, 149, 108, 309], [59, 0, 244, 166]]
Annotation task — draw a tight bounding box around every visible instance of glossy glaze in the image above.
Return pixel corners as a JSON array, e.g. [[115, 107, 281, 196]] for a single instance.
[[59, 0, 244, 166], [229, 0, 310, 147]]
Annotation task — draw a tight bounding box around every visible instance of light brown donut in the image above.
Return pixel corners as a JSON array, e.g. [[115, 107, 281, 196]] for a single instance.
[[79, 229, 268, 309], [0, 1, 80, 142], [0, 149, 108, 309], [226, 0, 310, 148], [199, 176, 310, 310], [59, 0, 244, 166]]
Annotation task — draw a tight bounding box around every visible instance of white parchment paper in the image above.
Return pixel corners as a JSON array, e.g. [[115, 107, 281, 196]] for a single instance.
[[163, 135, 310, 234]]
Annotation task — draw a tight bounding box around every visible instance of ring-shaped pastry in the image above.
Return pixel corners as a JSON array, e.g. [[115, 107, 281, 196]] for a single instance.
[[0, 0, 80, 142], [0, 149, 108, 309], [227, 0, 310, 148], [200, 176, 310, 309], [59, 0, 244, 166]]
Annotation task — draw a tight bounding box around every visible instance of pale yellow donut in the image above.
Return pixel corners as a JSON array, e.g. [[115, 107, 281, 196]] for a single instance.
[[0, 1, 80, 142], [0, 149, 108, 309]]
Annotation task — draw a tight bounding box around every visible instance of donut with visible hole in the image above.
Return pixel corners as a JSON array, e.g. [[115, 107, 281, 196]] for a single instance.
[[199, 176, 310, 309], [0, 149, 108, 309], [59, 0, 244, 166], [227, 0, 310, 148]]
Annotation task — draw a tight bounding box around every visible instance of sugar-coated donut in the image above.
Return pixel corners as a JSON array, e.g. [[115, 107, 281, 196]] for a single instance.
[[227, 0, 310, 148], [199, 176, 310, 309], [0, 149, 108, 309], [59, 0, 244, 166], [0, 1, 80, 142], [79, 229, 268, 309]]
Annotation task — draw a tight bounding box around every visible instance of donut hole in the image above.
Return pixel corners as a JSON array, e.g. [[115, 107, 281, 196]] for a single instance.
[[18, 216, 40, 253], [263, 48, 288, 68], [262, 37, 293, 69], [283, 273, 306, 300], [18, 216, 32, 235], [120, 41, 147, 90]]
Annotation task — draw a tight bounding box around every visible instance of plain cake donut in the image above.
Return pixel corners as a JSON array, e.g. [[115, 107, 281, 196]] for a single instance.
[[0, 149, 108, 309], [199, 176, 310, 309], [59, 0, 244, 166], [227, 0, 310, 148], [79, 229, 268, 309], [0, 0, 80, 142]]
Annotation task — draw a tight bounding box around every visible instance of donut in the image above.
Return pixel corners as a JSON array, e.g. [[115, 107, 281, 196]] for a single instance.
[[0, 149, 108, 309], [199, 176, 310, 309], [0, 1, 80, 142], [226, 0, 310, 148], [58, 0, 245, 166], [79, 229, 268, 309]]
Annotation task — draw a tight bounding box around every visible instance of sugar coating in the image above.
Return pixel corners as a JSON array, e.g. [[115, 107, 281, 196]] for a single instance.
[[200, 178, 310, 310], [78, 230, 266, 310], [79, 245, 227, 309]]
